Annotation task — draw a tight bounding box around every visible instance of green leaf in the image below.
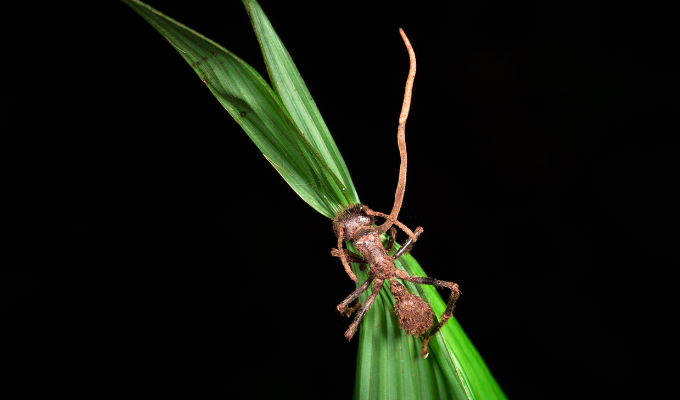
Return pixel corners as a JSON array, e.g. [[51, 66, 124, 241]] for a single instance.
[[123, 1, 506, 399], [123, 0, 355, 218], [242, 0, 359, 205]]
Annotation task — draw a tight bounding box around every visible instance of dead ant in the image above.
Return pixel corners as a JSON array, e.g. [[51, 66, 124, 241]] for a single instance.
[[330, 29, 460, 359]]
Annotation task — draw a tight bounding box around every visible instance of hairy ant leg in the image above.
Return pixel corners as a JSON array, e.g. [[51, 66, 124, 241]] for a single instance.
[[396, 272, 461, 358], [345, 279, 385, 341], [337, 278, 372, 317], [385, 227, 397, 254], [331, 248, 365, 263], [331, 248, 369, 271], [370, 209, 424, 258], [392, 227, 424, 260], [369, 210, 422, 242], [336, 226, 358, 282], [343, 300, 363, 316]]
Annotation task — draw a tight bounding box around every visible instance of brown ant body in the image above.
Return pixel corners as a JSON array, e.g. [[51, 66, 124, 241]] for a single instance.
[[330, 29, 460, 359]]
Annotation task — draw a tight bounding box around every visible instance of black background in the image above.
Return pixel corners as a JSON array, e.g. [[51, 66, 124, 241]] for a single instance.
[[8, 1, 675, 398]]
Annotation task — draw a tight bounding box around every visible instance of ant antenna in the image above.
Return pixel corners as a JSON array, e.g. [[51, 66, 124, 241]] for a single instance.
[[376, 28, 416, 236]]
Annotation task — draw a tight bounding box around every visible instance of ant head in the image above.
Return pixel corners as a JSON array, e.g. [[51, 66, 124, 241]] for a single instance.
[[333, 204, 374, 241]]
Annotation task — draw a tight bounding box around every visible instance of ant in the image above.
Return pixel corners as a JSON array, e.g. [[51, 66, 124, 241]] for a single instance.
[[330, 29, 460, 359]]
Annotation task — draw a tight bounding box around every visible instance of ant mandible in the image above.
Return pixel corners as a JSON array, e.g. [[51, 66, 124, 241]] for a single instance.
[[330, 29, 461, 359]]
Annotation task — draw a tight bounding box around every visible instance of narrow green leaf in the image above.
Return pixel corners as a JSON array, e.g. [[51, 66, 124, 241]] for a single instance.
[[123, 0, 353, 218], [242, 0, 359, 205]]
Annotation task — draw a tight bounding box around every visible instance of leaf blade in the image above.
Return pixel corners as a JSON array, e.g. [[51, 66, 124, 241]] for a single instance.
[[123, 0, 352, 218], [242, 0, 359, 205]]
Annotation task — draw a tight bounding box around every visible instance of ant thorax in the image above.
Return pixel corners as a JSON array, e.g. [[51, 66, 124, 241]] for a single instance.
[[353, 229, 391, 269], [333, 204, 393, 271]]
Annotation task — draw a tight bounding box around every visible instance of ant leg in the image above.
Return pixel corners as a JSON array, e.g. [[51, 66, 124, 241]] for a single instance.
[[392, 227, 424, 260], [396, 272, 461, 358], [369, 210, 422, 242], [345, 279, 385, 341], [331, 248, 369, 271], [336, 226, 358, 282], [385, 227, 397, 254], [343, 299, 363, 317], [331, 248, 365, 263], [337, 278, 372, 316], [331, 248, 369, 272], [371, 211, 425, 258], [375, 29, 416, 236]]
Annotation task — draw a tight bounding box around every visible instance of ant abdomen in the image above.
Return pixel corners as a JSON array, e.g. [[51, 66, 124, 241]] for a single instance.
[[332, 204, 374, 241], [390, 281, 434, 336]]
